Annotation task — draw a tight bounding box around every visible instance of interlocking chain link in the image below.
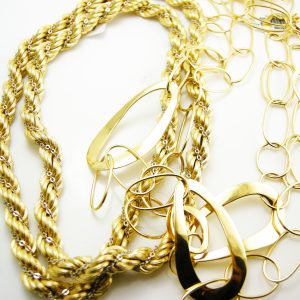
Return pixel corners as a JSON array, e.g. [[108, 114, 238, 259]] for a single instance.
[[1, 0, 209, 299], [1, 0, 300, 299]]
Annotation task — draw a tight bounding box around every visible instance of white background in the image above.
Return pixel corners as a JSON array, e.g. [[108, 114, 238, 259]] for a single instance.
[[0, 0, 300, 299]]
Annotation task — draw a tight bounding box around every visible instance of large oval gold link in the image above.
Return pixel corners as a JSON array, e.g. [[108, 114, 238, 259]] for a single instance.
[[87, 80, 179, 171], [181, 279, 228, 300], [224, 48, 255, 85], [90, 154, 114, 211], [262, 100, 290, 146], [256, 143, 291, 179], [0, 0, 200, 297], [243, 0, 291, 34], [174, 179, 247, 300], [194, 182, 283, 262], [264, 34, 290, 63], [261, 61, 295, 106], [224, 254, 281, 299]]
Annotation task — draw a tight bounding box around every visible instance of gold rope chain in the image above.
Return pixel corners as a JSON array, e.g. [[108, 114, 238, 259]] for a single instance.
[[1, 0, 300, 299]]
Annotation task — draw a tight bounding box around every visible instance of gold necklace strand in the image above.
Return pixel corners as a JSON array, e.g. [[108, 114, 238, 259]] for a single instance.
[[168, 1, 300, 299], [1, 0, 211, 299], [106, 0, 300, 299], [2, 0, 300, 299]]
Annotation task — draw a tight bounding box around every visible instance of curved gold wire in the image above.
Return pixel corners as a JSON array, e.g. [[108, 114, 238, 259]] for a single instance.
[[124, 169, 189, 240], [106, 144, 149, 190], [291, 100, 300, 135], [224, 48, 255, 85], [288, 43, 300, 68], [263, 231, 300, 283], [229, 18, 254, 52], [244, 0, 291, 33], [174, 179, 247, 300], [168, 246, 177, 276], [128, 165, 188, 197], [276, 182, 300, 236], [256, 142, 291, 179], [224, 0, 246, 18], [195, 66, 233, 94], [259, 173, 289, 209], [181, 279, 228, 300], [261, 61, 295, 106], [90, 154, 114, 212], [293, 68, 300, 101], [87, 80, 179, 171], [224, 254, 281, 299], [129, 196, 169, 217], [124, 197, 167, 240], [286, 135, 300, 185], [262, 100, 290, 146], [202, 47, 226, 68]]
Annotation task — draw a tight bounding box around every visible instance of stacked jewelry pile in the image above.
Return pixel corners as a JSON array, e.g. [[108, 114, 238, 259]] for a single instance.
[[1, 0, 299, 299]]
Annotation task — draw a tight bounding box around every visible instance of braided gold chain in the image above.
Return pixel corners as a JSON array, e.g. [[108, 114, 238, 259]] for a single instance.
[[1, 0, 210, 299]]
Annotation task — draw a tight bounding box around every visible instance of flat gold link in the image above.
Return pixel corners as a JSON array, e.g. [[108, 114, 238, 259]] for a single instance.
[[181, 279, 228, 300], [224, 0, 247, 18], [87, 80, 179, 171], [224, 254, 280, 299]]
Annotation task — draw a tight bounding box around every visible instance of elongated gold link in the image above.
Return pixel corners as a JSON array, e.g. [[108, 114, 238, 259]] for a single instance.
[[72, 0, 209, 282], [2, 0, 183, 298]]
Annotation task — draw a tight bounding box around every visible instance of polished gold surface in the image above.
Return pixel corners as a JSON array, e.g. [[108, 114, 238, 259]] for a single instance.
[[174, 179, 247, 300], [1, 0, 300, 299], [87, 80, 179, 170]]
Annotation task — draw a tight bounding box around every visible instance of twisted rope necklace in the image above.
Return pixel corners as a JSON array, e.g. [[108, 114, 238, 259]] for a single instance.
[[1, 0, 300, 299]]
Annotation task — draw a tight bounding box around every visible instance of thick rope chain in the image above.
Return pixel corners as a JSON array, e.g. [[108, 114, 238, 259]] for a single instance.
[[1, 0, 211, 299]]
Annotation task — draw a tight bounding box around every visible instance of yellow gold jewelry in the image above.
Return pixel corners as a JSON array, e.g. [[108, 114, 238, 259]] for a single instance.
[[1, 0, 300, 299]]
